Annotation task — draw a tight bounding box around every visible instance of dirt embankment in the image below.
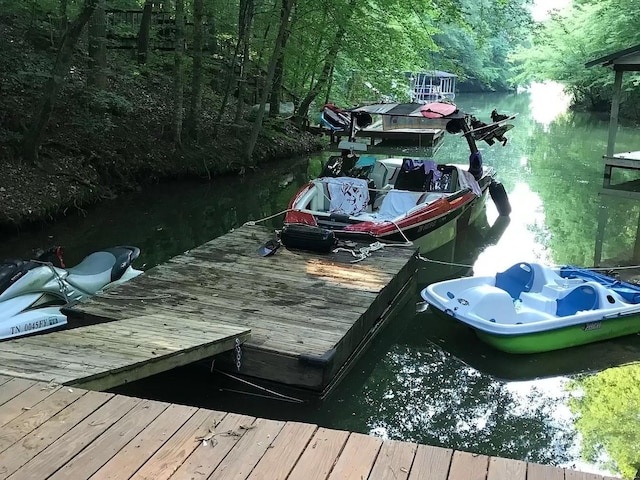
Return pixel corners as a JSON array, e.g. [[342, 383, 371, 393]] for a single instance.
[[0, 15, 326, 231]]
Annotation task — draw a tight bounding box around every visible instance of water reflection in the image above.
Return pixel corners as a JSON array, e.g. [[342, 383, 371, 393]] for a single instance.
[[4, 90, 640, 478], [337, 306, 576, 466]]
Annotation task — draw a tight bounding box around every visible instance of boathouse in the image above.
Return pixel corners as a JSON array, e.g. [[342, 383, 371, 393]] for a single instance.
[[585, 44, 640, 192], [408, 70, 457, 103], [586, 44, 640, 265]]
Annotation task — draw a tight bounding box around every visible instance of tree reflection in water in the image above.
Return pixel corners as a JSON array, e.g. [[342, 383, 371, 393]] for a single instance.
[[356, 342, 575, 466]]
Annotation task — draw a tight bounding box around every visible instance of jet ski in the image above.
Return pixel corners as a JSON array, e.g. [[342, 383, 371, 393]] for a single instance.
[[0, 245, 142, 340]]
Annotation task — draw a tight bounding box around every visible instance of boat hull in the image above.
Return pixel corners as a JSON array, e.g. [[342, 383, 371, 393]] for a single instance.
[[422, 262, 640, 354], [430, 306, 640, 354]]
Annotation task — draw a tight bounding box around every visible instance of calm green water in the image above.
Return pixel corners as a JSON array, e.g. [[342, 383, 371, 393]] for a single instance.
[[3, 84, 640, 478]]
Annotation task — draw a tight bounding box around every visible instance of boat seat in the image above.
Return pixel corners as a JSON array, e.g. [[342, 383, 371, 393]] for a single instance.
[[394, 161, 432, 192], [556, 285, 599, 317], [495, 262, 535, 300], [377, 190, 424, 219], [430, 165, 458, 193]]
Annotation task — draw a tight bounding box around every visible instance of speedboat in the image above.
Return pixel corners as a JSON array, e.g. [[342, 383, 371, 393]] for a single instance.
[[282, 102, 513, 253], [420, 262, 640, 354]]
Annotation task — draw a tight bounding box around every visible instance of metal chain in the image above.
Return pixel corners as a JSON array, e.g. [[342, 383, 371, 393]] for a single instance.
[[234, 338, 242, 371]]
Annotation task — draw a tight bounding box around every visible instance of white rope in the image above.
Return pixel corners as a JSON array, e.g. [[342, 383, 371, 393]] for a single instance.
[[416, 254, 640, 275], [388, 219, 414, 246], [334, 241, 386, 263], [417, 254, 474, 269], [242, 208, 293, 226], [212, 368, 304, 404]]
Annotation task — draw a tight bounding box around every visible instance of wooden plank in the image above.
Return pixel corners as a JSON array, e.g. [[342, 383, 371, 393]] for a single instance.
[[0, 387, 85, 454], [0, 315, 250, 389], [0, 350, 110, 381], [131, 409, 227, 480], [1, 338, 150, 368], [73, 302, 338, 356], [327, 432, 383, 480], [0, 383, 62, 428], [565, 470, 605, 480], [248, 422, 317, 480], [408, 444, 453, 480], [170, 413, 256, 479], [368, 439, 417, 480], [80, 297, 352, 343], [287, 427, 350, 480], [448, 451, 490, 480], [0, 390, 114, 480], [527, 462, 565, 480], [208, 417, 286, 479], [90, 403, 198, 480], [46, 398, 166, 480], [487, 457, 526, 480], [167, 249, 401, 285], [172, 250, 403, 287], [74, 334, 249, 391], [85, 277, 365, 331], [0, 378, 38, 407]]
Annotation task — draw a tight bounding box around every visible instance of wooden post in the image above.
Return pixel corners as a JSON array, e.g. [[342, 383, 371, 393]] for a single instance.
[[593, 202, 607, 267], [603, 69, 624, 188], [634, 212, 640, 262], [606, 69, 624, 158]]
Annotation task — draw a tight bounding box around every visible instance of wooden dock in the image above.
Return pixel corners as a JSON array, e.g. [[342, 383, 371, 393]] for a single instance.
[[0, 314, 250, 391], [65, 225, 418, 396], [602, 150, 640, 194], [0, 377, 617, 480]]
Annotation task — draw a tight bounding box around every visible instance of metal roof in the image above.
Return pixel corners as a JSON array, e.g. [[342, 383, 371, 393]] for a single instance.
[[585, 44, 640, 70]]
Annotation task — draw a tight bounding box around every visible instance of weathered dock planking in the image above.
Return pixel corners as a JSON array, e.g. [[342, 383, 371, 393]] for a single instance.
[[0, 314, 250, 391], [65, 225, 418, 395], [0, 377, 618, 480]]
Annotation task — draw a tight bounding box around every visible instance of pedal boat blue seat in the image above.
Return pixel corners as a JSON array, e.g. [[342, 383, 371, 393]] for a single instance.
[[556, 284, 599, 317], [495, 262, 535, 300]]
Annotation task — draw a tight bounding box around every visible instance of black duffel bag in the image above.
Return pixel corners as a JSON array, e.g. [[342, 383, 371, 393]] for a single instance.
[[280, 224, 337, 253]]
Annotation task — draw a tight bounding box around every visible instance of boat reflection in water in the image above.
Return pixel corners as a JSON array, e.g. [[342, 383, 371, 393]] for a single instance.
[[419, 303, 640, 382]]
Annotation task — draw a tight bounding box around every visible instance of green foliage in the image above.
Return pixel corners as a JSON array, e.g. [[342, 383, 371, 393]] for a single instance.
[[433, 0, 534, 90], [84, 89, 134, 115], [511, 0, 640, 113], [568, 366, 640, 478]]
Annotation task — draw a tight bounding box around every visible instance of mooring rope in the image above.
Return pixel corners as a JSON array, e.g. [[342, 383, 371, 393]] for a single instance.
[[212, 367, 305, 404], [242, 208, 293, 226], [416, 254, 640, 274]]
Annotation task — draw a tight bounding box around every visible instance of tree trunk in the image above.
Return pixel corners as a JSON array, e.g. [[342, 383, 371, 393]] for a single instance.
[[136, 0, 153, 64], [269, 1, 292, 117], [234, 0, 254, 124], [59, 0, 68, 30], [323, 63, 334, 105], [245, 0, 295, 162], [22, 0, 99, 163], [293, 5, 352, 127], [186, 0, 204, 141], [212, 15, 244, 139], [87, 0, 107, 89], [173, 0, 185, 147]]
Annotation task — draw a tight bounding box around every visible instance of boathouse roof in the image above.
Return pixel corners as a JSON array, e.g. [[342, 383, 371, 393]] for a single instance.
[[585, 44, 640, 70]]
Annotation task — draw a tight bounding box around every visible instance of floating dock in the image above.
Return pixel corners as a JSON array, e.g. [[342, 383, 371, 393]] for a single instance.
[[65, 225, 418, 396], [0, 377, 614, 480], [602, 150, 640, 194]]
